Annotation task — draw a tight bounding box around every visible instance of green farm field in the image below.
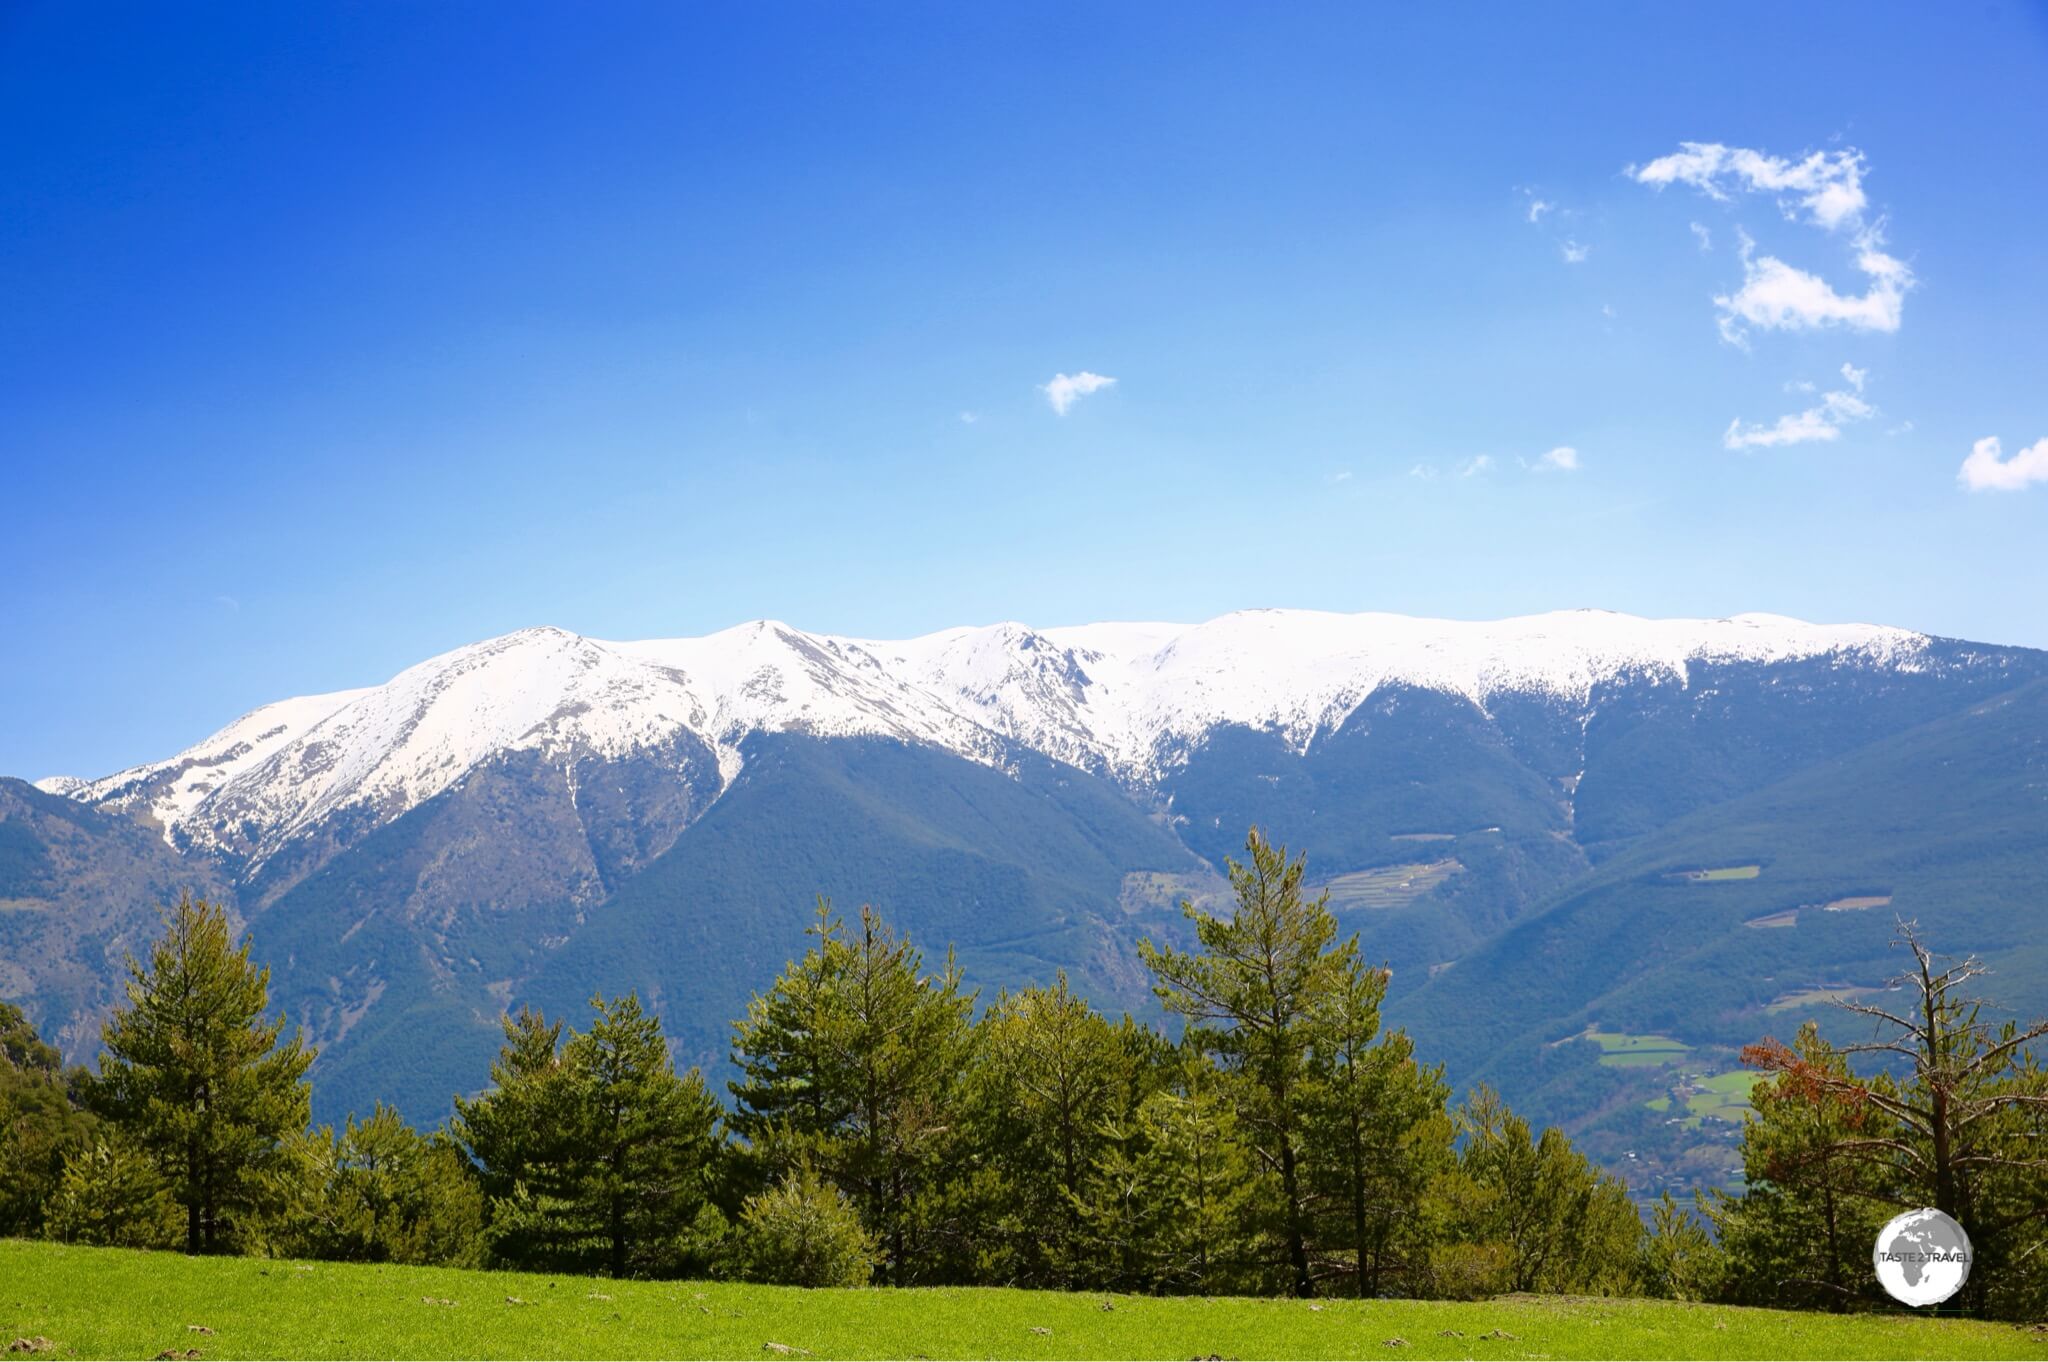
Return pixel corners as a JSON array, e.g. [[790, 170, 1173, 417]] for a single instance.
[[1585, 1029, 1693, 1068], [4, 1241, 2042, 1362]]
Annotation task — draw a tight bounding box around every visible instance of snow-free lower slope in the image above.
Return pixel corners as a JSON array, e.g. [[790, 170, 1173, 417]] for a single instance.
[[51, 609, 1930, 859]]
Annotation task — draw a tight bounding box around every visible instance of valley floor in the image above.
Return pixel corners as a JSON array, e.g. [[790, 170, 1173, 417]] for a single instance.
[[3, 1241, 2043, 1360]]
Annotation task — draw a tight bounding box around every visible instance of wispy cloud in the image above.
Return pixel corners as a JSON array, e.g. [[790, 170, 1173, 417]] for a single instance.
[[1690, 221, 1713, 252], [1520, 187, 1588, 266], [1460, 455, 1496, 479], [1958, 435, 2048, 492], [958, 410, 980, 425], [1724, 368, 1875, 450], [1631, 142, 1868, 232], [1041, 371, 1116, 416], [1535, 446, 1581, 472]]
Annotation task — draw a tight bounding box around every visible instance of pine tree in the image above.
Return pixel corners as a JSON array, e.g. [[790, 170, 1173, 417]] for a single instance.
[[729, 899, 977, 1285], [967, 972, 1133, 1285], [0, 1001, 92, 1238], [42, 1134, 181, 1248], [454, 996, 721, 1278], [452, 1006, 586, 1268], [1302, 958, 1454, 1298], [566, 993, 724, 1278], [1640, 1192, 1723, 1302], [1138, 828, 1349, 1296], [1131, 1067, 1268, 1295], [1435, 1086, 1641, 1296], [87, 895, 313, 1254], [256, 1105, 485, 1266]]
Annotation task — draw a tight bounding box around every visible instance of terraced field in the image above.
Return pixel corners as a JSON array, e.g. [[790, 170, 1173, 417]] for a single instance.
[[1765, 985, 1874, 1014], [1319, 860, 1463, 911]]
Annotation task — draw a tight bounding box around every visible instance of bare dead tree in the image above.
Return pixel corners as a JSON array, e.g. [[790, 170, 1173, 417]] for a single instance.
[[1745, 920, 2048, 1237]]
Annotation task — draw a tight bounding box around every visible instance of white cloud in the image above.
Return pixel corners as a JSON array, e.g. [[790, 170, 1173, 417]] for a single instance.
[[1041, 371, 1116, 415], [1408, 463, 1437, 480], [1329, 469, 1354, 484], [1561, 239, 1589, 264], [1536, 446, 1581, 472], [1526, 196, 1555, 224], [1631, 142, 1869, 232], [1460, 455, 1495, 479], [1633, 142, 1913, 347], [1840, 362, 1868, 392], [958, 410, 980, 424], [1724, 379, 1875, 450], [1714, 228, 1912, 346], [1958, 435, 2048, 492]]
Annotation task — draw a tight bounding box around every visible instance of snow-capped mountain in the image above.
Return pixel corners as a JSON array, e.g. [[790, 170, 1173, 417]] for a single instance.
[[11, 605, 2048, 1132], [44, 608, 1930, 863]]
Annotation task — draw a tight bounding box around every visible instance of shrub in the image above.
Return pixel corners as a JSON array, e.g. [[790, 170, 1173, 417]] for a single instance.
[[733, 1164, 875, 1288]]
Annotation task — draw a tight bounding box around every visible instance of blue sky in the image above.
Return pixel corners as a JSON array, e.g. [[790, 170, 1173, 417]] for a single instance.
[[4, 3, 2046, 779]]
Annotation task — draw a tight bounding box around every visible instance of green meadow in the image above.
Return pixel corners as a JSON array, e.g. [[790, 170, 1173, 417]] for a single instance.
[[3, 1241, 2044, 1361], [1586, 1029, 1693, 1068]]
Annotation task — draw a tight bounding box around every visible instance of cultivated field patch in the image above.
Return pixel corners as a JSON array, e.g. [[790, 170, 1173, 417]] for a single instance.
[[1821, 894, 1892, 912], [1319, 860, 1463, 911], [1765, 986, 1873, 1014], [1586, 1028, 1693, 1068], [1117, 870, 1230, 917], [1646, 1071, 1755, 1130], [1664, 865, 1762, 883]]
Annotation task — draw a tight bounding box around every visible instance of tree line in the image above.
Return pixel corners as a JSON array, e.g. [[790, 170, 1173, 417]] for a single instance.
[[0, 830, 2041, 1316]]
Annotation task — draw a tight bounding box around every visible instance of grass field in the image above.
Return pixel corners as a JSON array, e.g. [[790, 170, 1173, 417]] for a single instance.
[[1644, 1071, 1754, 1130], [3, 1240, 2043, 1361], [1586, 1029, 1693, 1068]]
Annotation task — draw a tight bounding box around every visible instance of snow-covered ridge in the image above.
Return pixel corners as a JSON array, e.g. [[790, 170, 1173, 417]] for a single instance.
[[48, 609, 1929, 856]]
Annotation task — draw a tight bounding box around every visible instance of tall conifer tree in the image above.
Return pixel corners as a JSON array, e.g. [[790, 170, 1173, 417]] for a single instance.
[[89, 895, 312, 1254], [1138, 828, 1347, 1296]]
